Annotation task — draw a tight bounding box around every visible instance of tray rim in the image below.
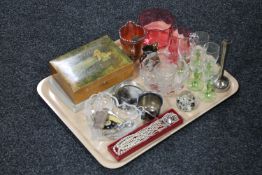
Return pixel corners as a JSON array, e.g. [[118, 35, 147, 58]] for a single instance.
[[37, 70, 239, 169]]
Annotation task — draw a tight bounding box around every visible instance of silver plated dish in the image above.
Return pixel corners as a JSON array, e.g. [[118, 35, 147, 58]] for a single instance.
[[112, 80, 145, 106]]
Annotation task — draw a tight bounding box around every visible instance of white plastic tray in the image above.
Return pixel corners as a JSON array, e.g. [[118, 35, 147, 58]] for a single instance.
[[37, 71, 238, 169]]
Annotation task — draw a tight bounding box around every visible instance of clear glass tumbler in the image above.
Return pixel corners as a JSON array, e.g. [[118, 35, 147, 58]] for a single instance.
[[168, 27, 191, 63]]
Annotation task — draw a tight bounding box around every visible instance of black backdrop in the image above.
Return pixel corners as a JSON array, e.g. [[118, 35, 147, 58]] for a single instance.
[[1, 0, 262, 174]]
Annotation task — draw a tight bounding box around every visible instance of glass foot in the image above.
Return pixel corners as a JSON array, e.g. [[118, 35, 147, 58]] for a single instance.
[[200, 91, 216, 102], [187, 79, 203, 91]]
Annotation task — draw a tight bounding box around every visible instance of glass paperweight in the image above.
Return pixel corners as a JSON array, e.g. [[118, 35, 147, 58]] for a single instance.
[[176, 91, 198, 112]]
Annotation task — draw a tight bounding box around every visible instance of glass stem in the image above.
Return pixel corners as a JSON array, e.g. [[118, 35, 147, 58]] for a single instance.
[[192, 70, 201, 88], [205, 80, 214, 97]]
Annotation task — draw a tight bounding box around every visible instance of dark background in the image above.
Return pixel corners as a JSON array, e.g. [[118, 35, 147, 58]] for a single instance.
[[1, 0, 262, 174]]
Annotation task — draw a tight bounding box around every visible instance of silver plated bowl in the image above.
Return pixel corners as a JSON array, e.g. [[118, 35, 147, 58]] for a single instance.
[[112, 80, 145, 106]]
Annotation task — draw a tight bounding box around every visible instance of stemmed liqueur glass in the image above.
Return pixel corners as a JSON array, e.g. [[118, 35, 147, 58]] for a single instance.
[[188, 48, 204, 91], [174, 59, 189, 91], [178, 36, 191, 63], [187, 31, 210, 91], [201, 42, 220, 101]]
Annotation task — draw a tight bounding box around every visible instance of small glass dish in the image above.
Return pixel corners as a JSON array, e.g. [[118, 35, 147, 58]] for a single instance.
[[85, 92, 141, 140]]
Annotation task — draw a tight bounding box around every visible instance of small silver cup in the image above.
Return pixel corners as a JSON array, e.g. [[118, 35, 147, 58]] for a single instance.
[[137, 92, 163, 120]]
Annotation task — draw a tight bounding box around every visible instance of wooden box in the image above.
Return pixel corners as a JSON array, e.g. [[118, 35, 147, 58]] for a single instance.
[[49, 35, 134, 104]]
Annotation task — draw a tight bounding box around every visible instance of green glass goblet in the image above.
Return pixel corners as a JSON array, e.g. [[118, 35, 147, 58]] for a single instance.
[[201, 42, 220, 101], [188, 68, 203, 91], [188, 48, 204, 91]]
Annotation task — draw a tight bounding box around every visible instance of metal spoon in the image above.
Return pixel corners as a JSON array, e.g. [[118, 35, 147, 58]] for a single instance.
[[214, 39, 231, 92]]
